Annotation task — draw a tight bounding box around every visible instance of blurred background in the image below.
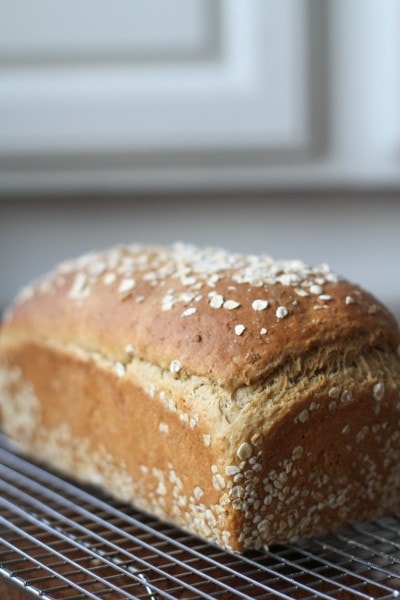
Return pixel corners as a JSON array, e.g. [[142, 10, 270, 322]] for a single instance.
[[0, 0, 399, 319]]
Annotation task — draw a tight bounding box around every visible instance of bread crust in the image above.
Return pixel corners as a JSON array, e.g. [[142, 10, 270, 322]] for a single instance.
[[1, 243, 400, 551], [2, 243, 398, 389]]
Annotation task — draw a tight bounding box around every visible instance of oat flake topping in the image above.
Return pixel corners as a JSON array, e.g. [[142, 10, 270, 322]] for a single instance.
[[29, 242, 340, 305], [170, 360, 181, 374], [252, 299, 269, 311], [223, 300, 241, 311], [181, 307, 197, 317], [234, 324, 246, 336], [276, 306, 289, 319], [17, 243, 345, 345]]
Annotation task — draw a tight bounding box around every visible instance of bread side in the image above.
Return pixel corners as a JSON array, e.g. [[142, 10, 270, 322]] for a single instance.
[[1, 243, 400, 551]]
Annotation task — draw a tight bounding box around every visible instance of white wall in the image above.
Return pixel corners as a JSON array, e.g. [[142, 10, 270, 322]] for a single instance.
[[0, 0, 399, 194]]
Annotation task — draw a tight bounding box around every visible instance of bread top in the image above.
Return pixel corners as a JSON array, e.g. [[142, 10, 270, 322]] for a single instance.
[[1, 243, 399, 390]]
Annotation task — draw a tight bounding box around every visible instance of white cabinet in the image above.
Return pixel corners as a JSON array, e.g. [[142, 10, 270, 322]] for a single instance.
[[0, 0, 399, 193]]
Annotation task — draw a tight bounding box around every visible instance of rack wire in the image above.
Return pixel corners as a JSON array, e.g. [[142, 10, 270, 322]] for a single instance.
[[1, 433, 400, 599]]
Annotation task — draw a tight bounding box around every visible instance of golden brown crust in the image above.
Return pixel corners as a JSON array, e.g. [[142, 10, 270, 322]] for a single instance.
[[1, 243, 399, 389], [1, 243, 400, 551]]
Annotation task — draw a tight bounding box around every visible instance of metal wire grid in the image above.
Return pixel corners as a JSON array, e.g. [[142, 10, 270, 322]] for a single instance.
[[1, 435, 400, 600]]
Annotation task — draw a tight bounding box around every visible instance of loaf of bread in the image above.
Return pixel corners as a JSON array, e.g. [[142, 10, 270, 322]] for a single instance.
[[1, 243, 400, 552]]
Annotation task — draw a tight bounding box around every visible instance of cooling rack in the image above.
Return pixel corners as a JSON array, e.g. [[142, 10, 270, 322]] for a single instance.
[[1, 434, 400, 600]]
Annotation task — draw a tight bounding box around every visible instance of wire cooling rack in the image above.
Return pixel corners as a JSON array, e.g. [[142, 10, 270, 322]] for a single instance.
[[1, 435, 400, 600]]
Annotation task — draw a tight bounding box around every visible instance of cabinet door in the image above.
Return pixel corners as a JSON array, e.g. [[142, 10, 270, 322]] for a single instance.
[[0, 0, 399, 192], [0, 0, 315, 192]]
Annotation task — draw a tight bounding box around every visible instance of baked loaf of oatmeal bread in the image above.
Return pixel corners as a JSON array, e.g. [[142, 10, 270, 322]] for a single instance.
[[1, 243, 400, 552]]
